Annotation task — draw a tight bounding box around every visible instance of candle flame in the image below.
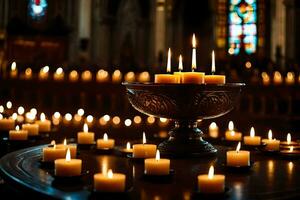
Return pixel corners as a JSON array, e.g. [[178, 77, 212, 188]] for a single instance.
[[289, 146, 294, 152], [268, 130, 272, 140], [107, 169, 113, 178], [50, 140, 56, 146], [40, 113, 46, 121], [143, 132, 146, 144], [209, 122, 217, 129], [83, 123, 88, 132], [11, 113, 17, 120], [211, 50, 215, 73], [167, 48, 171, 73], [103, 133, 108, 141], [56, 67, 63, 75], [287, 133, 291, 145], [250, 127, 255, 137], [126, 142, 131, 150], [0, 114, 3, 119], [43, 66, 49, 73], [236, 142, 241, 153], [63, 138, 67, 145], [228, 121, 234, 131], [16, 125, 20, 131], [11, 62, 16, 71], [178, 54, 183, 72], [155, 150, 160, 161], [66, 148, 71, 161], [208, 166, 214, 179], [192, 34, 196, 48]]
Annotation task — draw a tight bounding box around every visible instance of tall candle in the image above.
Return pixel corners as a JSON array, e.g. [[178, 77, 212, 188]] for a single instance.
[[35, 113, 51, 132], [133, 132, 157, 158], [144, 150, 170, 175], [77, 123, 95, 144], [155, 48, 180, 83], [55, 148, 82, 177], [94, 169, 126, 192], [226, 142, 250, 167], [22, 123, 39, 136], [225, 121, 242, 141], [209, 122, 219, 138], [42, 141, 67, 162], [204, 50, 226, 84], [0, 115, 15, 131], [9, 125, 28, 141], [243, 127, 261, 146], [197, 166, 225, 193], [262, 130, 280, 151], [97, 133, 115, 149]]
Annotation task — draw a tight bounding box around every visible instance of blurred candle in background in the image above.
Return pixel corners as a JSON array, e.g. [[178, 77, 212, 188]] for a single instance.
[[285, 72, 295, 85], [54, 67, 64, 81], [125, 71, 136, 82], [112, 70, 122, 83], [10, 61, 18, 78], [69, 70, 79, 82], [273, 71, 282, 85], [96, 69, 109, 82], [81, 70, 92, 82], [24, 68, 32, 80], [39, 66, 49, 80], [209, 122, 219, 138]]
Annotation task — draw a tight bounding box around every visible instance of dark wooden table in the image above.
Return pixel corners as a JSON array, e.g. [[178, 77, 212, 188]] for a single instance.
[[0, 134, 300, 200]]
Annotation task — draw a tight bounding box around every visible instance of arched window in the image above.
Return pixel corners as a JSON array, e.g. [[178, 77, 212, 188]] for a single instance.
[[228, 0, 257, 55], [28, 0, 48, 20]]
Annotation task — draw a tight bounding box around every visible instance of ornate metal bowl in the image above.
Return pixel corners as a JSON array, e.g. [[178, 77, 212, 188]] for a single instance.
[[123, 82, 245, 157]]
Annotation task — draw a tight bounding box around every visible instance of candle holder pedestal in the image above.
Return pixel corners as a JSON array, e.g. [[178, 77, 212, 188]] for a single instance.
[[123, 83, 245, 158]]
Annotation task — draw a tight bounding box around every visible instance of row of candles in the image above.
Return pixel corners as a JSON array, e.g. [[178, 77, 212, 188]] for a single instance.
[[261, 71, 300, 85], [8, 62, 150, 83]]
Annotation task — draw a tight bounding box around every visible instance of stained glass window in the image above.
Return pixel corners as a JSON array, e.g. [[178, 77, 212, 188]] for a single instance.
[[228, 0, 257, 55], [28, 0, 48, 20]]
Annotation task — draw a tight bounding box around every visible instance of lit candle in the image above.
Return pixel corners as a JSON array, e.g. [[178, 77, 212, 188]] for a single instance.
[[285, 72, 295, 85], [56, 138, 77, 158], [155, 48, 180, 83], [35, 113, 51, 132], [181, 34, 205, 84], [204, 50, 226, 84], [243, 127, 261, 146], [132, 132, 157, 158], [0, 115, 15, 131], [23, 68, 32, 80], [273, 71, 282, 85], [280, 146, 300, 155], [97, 133, 115, 149], [124, 71, 136, 82], [10, 62, 18, 78], [22, 123, 39, 136], [38, 66, 49, 80], [25, 112, 36, 123], [173, 54, 184, 83], [69, 70, 79, 82], [197, 166, 225, 193], [53, 67, 64, 81], [226, 142, 250, 167], [96, 69, 109, 82], [209, 122, 219, 138], [144, 150, 170, 175], [112, 70, 122, 83], [138, 71, 150, 83], [280, 133, 298, 146], [225, 121, 242, 141], [94, 169, 126, 192], [261, 72, 270, 86], [42, 141, 67, 162], [122, 142, 133, 153], [262, 130, 280, 151], [81, 70, 92, 82], [9, 125, 28, 141], [55, 148, 82, 177], [77, 123, 95, 144]]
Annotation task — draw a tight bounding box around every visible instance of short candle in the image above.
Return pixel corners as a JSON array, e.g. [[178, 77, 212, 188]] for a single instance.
[[197, 166, 225, 193], [243, 127, 261, 146], [42, 141, 67, 162], [226, 142, 250, 167], [262, 130, 280, 151], [56, 138, 77, 158], [97, 133, 115, 149], [94, 169, 126, 192], [209, 122, 219, 138], [280, 133, 298, 146], [35, 113, 51, 132], [0, 116, 15, 131], [77, 123, 95, 144], [9, 125, 28, 141], [133, 132, 157, 158], [122, 142, 133, 153], [225, 121, 242, 141], [204, 50, 226, 84], [55, 148, 82, 177], [22, 123, 39, 136], [144, 150, 170, 175]]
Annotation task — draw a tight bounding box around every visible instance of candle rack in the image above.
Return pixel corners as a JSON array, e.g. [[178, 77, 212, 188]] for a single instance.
[[123, 82, 245, 158]]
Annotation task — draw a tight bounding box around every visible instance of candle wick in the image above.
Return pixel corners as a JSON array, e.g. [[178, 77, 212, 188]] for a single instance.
[[211, 71, 215, 75]]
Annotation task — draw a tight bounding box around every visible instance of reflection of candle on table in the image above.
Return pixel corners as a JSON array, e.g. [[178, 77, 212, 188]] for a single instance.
[[182, 34, 205, 84], [225, 121, 242, 141], [97, 133, 115, 149], [209, 122, 219, 138], [43, 141, 67, 162], [204, 50, 226, 84], [144, 150, 170, 175], [22, 123, 39, 136], [197, 166, 225, 193], [94, 169, 126, 192], [133, 132, 157, 158], [77, 123, 95, 144], [35, 113, 51, 132], [55, 148, 82, 177], [10, 62, 18, 78], [53, 67, 64, 81], [280, 133, 298, 146], [226, 142, 250, 167], [262, 130, 280, 151], [9, 125, 28, 140], [0, 115, 15, 131], [155, 48, 179, 83], [56, 138, 77, 158], [243, 127, 261, 146]]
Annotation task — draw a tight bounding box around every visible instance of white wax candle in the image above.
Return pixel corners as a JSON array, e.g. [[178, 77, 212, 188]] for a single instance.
[[55, 148, 82, 177], [132, 132, 157, 158], [77, 123, 95, 144], [35, 113, 51, 132], [97, 133, 115, 149], [226, 142, 250, 167], [22, 123, 39, 136], [0, 117, 15, 131], [9, 125, 28, 140], [144, 150, 170, 175], [243, 127, 261, 146], [198, 166, 225, 193]]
